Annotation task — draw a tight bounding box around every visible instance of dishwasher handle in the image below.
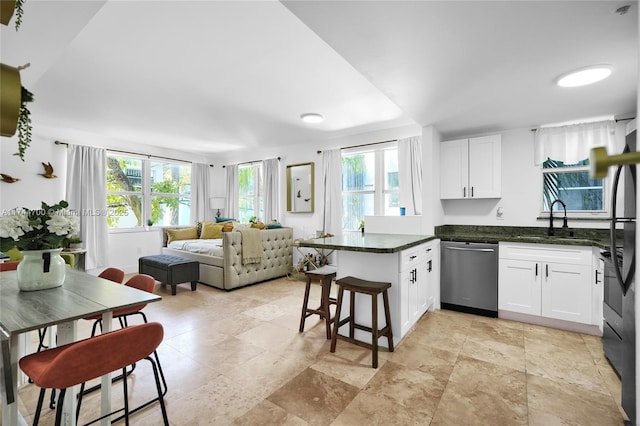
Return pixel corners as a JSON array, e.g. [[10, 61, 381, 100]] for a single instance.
[[445, 247, 495, 253]]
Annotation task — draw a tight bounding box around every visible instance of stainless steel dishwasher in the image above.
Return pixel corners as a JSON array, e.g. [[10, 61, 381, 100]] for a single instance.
[[441, 241, 498, 317]]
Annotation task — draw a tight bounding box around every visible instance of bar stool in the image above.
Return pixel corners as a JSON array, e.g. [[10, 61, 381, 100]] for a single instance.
[[299, 266, 337, 339], [330, 276, 394, 368]]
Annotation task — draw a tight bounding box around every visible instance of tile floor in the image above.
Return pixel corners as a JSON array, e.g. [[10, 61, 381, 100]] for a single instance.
[[5, 276, 627, 425]]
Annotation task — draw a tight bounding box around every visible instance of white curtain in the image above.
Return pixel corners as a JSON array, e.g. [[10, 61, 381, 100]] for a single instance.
[[225, 164, 239, 220], [65, 145, 108, 270], [534, 120, 617, 165], [398, 136, 423, 215], [190, 163, 213, 223], [322, 149, 342, 235], [262, 158, 279, 223]]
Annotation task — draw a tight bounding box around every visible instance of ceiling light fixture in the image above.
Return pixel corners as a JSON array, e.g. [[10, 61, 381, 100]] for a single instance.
[[300, 113, 324, 124], [556, 65, 612, 87]]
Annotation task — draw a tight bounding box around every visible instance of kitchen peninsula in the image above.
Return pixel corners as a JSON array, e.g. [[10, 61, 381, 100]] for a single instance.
[[298, 233, 440, 346]]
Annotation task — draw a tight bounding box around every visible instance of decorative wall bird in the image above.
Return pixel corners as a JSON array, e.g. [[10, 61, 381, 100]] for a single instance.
[[0, 173, 20, 183], [40, 162, 56, 178]]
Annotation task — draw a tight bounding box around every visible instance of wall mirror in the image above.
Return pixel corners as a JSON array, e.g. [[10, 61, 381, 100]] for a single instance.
[[286, 162, 314, 213]]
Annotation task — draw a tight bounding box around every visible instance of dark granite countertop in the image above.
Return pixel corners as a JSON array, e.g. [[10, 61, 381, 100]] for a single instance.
[[435, 225, 617, 248], [297, 233, 437, 253]]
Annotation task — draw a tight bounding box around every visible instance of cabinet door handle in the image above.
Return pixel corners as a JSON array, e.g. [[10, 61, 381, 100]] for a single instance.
[[463, 187, 466, 198], [471, 186, 474, 197], [546, 264, 549, 278], [535, 264, 538, 277], [414, 269, 418, 282], [410, 255, 417, 260], [428, 260, 432, 272], [595, 270, 601, 285]]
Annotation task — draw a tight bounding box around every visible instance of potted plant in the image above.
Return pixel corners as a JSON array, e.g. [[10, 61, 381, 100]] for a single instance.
[[0, 200, 80, 291], [67, 237, 82, 250], [358, 219, 365, 235], [0, 63, 33, 160], [146, 218, 154, 230]]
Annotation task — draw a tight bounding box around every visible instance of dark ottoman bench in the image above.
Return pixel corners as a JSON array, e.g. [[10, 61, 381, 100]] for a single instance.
[[139, 255, 199, 295]]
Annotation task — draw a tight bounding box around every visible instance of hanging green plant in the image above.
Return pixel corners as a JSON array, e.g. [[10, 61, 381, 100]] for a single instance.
[[14, 0, 24, 30], [15, 86, 33, 161]]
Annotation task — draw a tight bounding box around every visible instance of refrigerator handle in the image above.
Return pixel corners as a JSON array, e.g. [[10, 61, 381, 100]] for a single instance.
[[611, 150, 636, 295]]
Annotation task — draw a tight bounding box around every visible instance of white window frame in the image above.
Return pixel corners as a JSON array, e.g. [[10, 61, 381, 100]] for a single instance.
[[106, 153, 191, 230], [342, 141, 398, 230], [540, 160, 609, 218]]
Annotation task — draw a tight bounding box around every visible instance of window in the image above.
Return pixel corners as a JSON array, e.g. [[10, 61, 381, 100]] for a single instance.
[[342, 143, 398, 231], [107, 154, 191, 228], [238, 163, 263, 222], [542, 158, 604, 213]]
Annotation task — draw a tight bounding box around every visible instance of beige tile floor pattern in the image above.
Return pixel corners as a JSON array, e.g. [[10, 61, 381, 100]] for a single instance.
[[3, 276, 627, 425]]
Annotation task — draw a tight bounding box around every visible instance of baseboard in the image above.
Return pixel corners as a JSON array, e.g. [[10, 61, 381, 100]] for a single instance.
[[498, 310, 603, 336]]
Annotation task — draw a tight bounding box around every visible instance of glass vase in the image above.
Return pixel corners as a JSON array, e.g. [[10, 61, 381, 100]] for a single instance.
[[16, 249, 66, 291]]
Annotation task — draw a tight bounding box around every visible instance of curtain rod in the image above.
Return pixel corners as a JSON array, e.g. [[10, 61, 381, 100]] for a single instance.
[[317, 138, 398, 154], [222, 157, 280, 168], [53, 140, 209, 165], [530, 117, 635, 132]]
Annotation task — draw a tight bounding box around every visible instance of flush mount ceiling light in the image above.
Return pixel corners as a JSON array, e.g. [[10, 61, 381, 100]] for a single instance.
[[300, 113, 324, 124], [556, 65, 612, 87]]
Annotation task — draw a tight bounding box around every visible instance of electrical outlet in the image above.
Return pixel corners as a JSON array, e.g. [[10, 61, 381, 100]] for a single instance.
[[496, 207, 504, 220]]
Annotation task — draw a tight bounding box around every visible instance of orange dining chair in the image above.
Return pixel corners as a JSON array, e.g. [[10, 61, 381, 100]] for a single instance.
[[19, 322, 169, 426], [37, 267, 126, 353], [98, 267, 126, 284], [84, 274, 167, 402], [0, 261, 19, 271], [87, 273, 155, 336]]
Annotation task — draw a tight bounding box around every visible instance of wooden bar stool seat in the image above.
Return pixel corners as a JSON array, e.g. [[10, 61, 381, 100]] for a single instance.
[[330, 276, 394, 368], [299, 266, 337, 339]]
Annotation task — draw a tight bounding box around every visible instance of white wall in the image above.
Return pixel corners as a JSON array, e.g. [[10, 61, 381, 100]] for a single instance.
[[437, 126, 623, 230], [0, 133, 67, 212], [106, 229, 162, 274]]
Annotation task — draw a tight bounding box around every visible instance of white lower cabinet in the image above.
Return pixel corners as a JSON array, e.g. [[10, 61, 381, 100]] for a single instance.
[[541, 262, 592, 323], [402, 239, 440, 337], [499, 243, 594, 326], [499, 259, 541, 316]]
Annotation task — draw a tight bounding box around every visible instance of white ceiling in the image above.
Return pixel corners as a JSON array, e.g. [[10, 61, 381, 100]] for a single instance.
[[1, 1, 637, 156]]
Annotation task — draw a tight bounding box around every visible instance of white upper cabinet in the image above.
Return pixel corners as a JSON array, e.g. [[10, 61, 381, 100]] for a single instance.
[[440, 134, 502, 199]]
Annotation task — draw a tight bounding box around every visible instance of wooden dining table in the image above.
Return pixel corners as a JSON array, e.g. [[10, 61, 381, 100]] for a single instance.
[[0, 269, 161, 426]]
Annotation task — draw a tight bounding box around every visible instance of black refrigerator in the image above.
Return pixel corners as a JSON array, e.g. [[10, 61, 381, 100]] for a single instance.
[[610, 123, 637, 424]]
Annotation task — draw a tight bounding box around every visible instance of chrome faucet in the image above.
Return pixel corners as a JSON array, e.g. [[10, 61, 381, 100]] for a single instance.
[[548, 199, 568, 236]]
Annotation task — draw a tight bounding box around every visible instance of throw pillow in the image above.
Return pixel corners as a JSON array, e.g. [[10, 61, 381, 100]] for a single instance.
[[166, 227, 198, 244], [215, 217, 235, 223], [222, 222, 234, 232], [200, 222, 224, 239], [266, 223, 282, 229]]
